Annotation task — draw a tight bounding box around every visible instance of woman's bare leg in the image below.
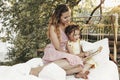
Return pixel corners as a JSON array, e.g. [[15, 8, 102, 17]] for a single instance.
[[29, 64, 49, 76], [53, 59, 78, 69], [30, 66, 43, 76], [30, 59, 81, 76], [53, 59, 82, 75]]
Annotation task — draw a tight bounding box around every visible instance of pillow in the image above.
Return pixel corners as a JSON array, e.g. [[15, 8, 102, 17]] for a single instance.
[[11, 63, 31, 75], [81, 38, 110, 64], [39, 63, 66, 80], [80, 40, 99, 52], [26, 58, 44, 68]]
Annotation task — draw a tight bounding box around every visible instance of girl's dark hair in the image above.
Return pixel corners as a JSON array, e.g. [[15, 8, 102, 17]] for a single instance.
[[65, 24, 80, 37]]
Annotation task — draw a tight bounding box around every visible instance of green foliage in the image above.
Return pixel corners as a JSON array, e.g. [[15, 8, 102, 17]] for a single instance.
[[0, 0, 81, 62], [0, 0, 119, 63]]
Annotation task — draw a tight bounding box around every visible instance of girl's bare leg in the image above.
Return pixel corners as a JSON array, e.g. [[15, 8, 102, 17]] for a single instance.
[[66, 65, 83, 75], [75, 64, 94, 79]]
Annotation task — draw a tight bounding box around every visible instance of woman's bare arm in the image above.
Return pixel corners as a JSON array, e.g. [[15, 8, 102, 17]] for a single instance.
[[49, 25, 65, 52]]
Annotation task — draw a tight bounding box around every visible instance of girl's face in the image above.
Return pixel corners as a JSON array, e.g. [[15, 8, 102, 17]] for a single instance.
[[60, 10, 71, 26], [68, 30, 80, 42]]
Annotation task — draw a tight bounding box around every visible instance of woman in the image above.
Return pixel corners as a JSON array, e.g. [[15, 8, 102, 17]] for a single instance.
[[30, 4, 87, 79]]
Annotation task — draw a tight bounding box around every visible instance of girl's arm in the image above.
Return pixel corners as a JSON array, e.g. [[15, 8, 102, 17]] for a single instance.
[[66, 42, 74, 54], [49, 25, 65, 52], [78, 45, 85, 57]]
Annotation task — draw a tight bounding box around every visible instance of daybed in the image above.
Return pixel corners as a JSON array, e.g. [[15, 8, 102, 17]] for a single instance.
[[0, 38, 119, 80]]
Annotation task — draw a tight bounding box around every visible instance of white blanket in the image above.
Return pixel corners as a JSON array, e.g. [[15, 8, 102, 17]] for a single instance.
[[0, 58, 66, 80], [67, 38, 119, 80], [0, 38, 119, 80]]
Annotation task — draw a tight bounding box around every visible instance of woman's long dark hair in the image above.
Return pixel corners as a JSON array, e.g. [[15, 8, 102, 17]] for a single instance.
[[47, 4, 70, 41]]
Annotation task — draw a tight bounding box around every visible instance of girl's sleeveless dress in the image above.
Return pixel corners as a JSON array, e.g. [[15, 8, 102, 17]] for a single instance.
[[67, 39, 97, 67], [42, 29, 83, 65]]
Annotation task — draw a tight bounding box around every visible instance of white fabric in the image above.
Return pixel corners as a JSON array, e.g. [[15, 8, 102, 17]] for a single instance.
[[0, 38, 119, 80], [88, 61, 119, 80], [66, 61, 119, 80], [80, 40, 99, 53], [26, 58, 44, 68], [39, 63, 66, 80], [11, 63, 31, 75], [0, 66, 42, 80], [81, 38, 110, 63], [0, 58, 66, 80], [0, 58, 44, 80], [67, 38, 119, 80]]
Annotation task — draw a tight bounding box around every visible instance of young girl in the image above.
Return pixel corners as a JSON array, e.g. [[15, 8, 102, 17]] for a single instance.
[[65, 24, 102, 78]]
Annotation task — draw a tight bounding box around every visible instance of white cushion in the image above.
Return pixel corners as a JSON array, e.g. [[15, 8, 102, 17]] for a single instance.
[[92, 38, 110, 63], [81, 38, 110, 64], [39, 63, 66, 80], [11, 63, 31, 75], [80, 40, 99, 53], [26, 58, 44, 68], [67, 38, 119, 80]]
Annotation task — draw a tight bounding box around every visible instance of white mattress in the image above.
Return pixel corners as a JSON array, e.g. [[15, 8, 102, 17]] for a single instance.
[[0, 38, 119, 80]]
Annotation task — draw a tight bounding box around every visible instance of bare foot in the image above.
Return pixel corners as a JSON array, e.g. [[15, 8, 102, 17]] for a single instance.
[[75, 71, 88, 79], [97, 46, 103, 53], [90, 64, 95, 68], [30, 68, 39, 76], [84, 71, 90, 75], [30, 67, 42, 76]]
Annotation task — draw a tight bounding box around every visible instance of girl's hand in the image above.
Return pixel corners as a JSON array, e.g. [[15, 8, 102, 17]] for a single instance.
[[84, 52, 90, 57], [77, 53, 85, 58]]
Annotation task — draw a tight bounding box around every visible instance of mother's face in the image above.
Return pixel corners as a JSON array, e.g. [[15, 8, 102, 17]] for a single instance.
[[60, 10, 71, 26]]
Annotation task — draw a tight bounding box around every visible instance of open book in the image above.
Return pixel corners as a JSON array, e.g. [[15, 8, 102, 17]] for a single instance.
[[83, 46, 103, 61]]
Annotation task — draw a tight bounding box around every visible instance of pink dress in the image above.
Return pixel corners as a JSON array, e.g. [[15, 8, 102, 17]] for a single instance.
[[42, 29, 83, 66]]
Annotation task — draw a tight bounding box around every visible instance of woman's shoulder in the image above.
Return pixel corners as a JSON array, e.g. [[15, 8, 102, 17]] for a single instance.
[[49, 25, 57, 33], [50, 25, 55, 29]]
